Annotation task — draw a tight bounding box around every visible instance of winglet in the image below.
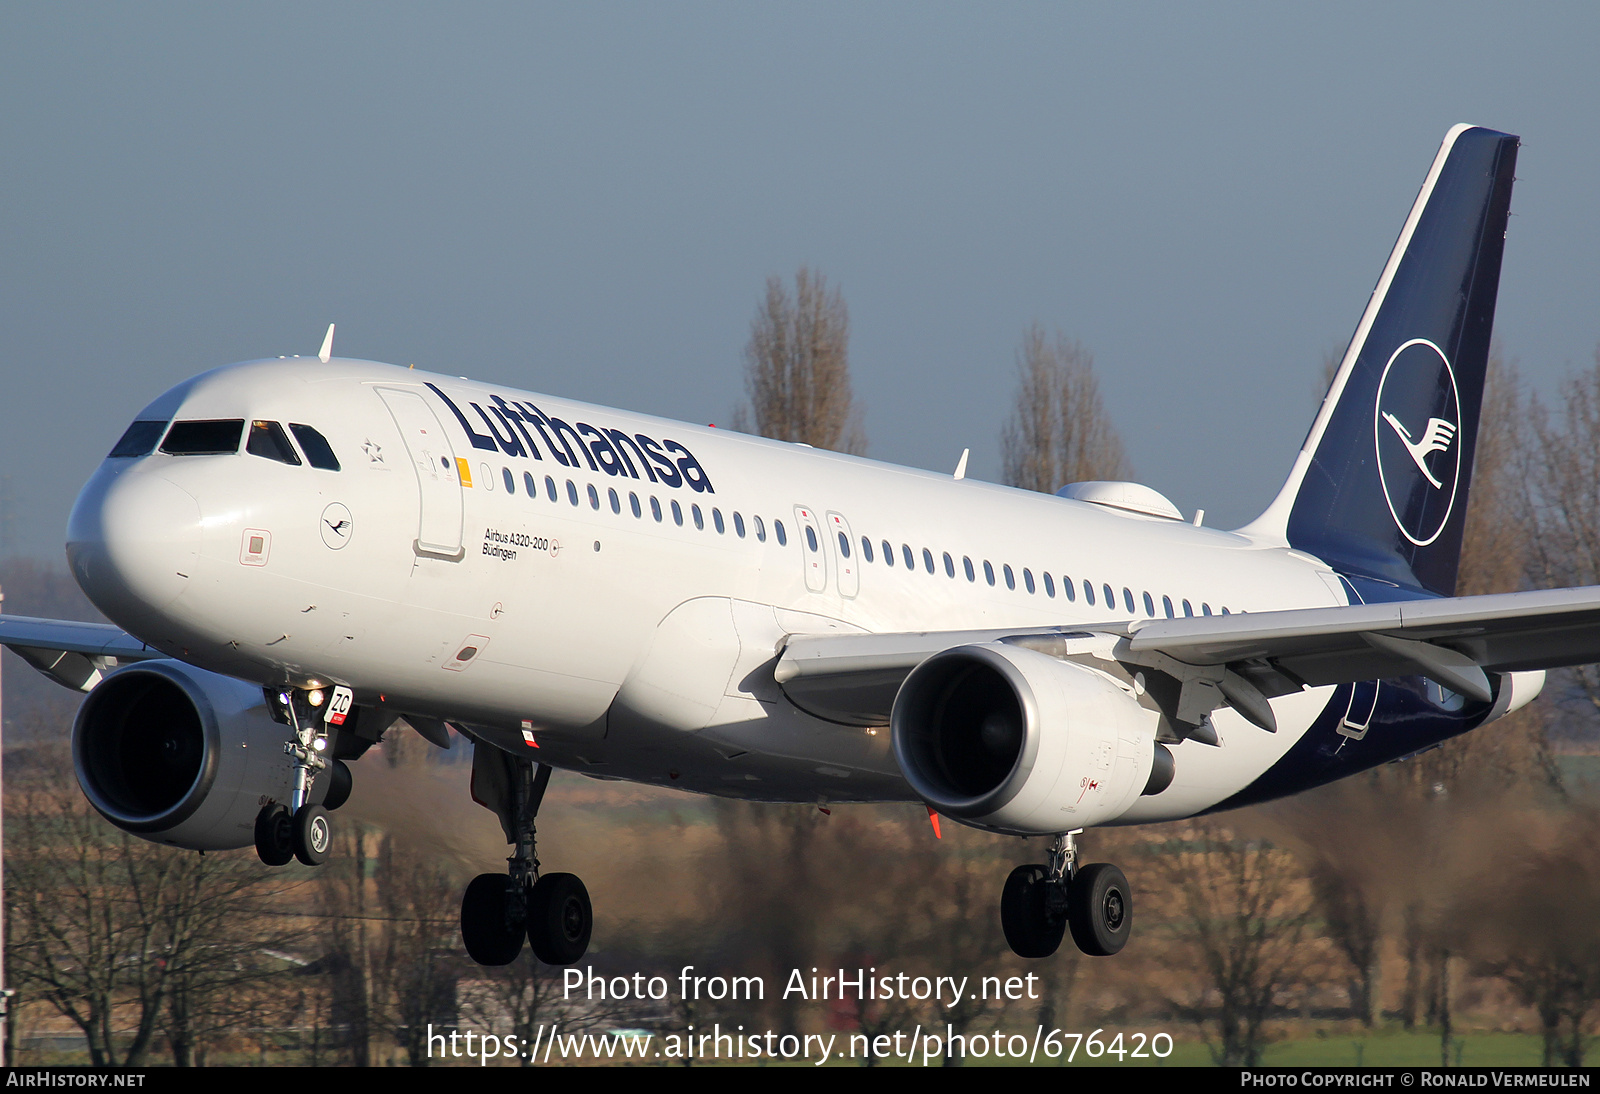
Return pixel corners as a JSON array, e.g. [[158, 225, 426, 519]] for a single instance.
[[318, 323, 335, 364], [953, 449, 969, 481]]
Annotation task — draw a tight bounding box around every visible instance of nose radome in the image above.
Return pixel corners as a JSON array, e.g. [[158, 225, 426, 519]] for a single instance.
[[68, 468, 201, 631]]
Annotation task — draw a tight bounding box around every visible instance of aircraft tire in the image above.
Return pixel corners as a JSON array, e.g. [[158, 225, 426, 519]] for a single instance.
[[528, 872, 592, 965], [253, 804, 294, 867], [292, 804, 332, 866], [1067, 862, 1132, 956], [461, 873, 527, 966], [323, 760, 353, 811], [1000, 864, 1066, 959]]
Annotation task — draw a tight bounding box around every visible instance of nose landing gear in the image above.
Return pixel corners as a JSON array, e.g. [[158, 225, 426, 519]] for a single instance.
[[254, 687, 344, 867], [460, 754, 593, 966], [1000, 831, 1132, 959]]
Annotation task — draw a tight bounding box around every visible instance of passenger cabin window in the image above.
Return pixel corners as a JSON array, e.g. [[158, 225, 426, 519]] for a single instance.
[[609, 488, 621, 514], [672, 500, 684, 526], [734, 513, 746, 538], [1143, 591, 1155, 616], [650, 497, 663, 522], [922, 549, 934, 574], [162, 419, 245, 456], [775, 520, 787, 546], [630, 492, 642, 518], [1024, 569, 1035, 594], [692, 504, 704, 530], [1123, 588, 1135, 614], [1084, 581, 1096, 606], [883, 541, 894, 566], [1163, 595, 1175, 618], [755, 515, 767, 542], [247, 421, 301, 465], [713, 509, 725, 534], [288, 424, 340, 470], [805, 526, 819, 552], [1044, 572, 1056, 598], [838, 532, 850, 557], [1003, 564, 1015, 590], [963, 556, 974, 581], [545, 476, 558, 501], [109, 420, 167, 458], [944, 552, 955, 578], [983, 561, 995, 586], [862, 538, 874, 563], [566, 481, 579, 506], [524, 472, 537, 496], [902, 544, 914, 569], [587, 484, 600, 510], [504, 468, 517, 494]]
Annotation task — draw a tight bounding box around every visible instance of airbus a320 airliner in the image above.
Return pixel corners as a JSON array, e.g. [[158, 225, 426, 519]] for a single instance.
[[7, 124, 1600, 964]]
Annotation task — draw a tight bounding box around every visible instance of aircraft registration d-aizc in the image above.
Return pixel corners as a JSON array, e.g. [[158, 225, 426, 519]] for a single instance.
[[7, 123, 1600, 965]]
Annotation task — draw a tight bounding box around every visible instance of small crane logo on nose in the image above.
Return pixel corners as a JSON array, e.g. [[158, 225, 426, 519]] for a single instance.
[[320, 503, 354, 550]]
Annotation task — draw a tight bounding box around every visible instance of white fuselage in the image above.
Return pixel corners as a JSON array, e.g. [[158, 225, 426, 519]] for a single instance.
[[67, 357, 1350, 819]]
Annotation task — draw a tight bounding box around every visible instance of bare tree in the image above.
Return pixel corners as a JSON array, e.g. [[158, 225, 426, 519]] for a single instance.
[[1473, 807, 1600, 1066], [1148, 822, 1312, 1066], [8, 757, 288, 1066], [459, 952, 598, 1068], [1522, 345, 1600, 728], [1001, 325, 1129, 492], [369, 834, 461, 1066], [314, 824, 377, 1065], [738, 267, 865, 454]]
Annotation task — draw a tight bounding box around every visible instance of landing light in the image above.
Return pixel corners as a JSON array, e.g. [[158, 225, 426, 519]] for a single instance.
[[307, 689, 325, 707]]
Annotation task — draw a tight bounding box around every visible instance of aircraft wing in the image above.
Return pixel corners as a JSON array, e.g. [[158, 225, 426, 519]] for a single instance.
[[0, 614, 163, 692], [774, 586, 1600, 730]]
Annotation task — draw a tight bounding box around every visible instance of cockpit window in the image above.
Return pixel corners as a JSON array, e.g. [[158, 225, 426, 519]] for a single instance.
[[246, 420, 302, 465], [288, 424, 341, 471], [108, 420, 167, 458], [160, 419, 245, 455]]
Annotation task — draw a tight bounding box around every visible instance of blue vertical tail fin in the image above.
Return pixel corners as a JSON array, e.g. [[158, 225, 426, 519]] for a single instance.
[[1243, 125, 1519, 596]]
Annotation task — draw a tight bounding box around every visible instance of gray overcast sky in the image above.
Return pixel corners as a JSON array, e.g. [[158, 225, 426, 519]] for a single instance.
[[3, 3, 1598, 560]]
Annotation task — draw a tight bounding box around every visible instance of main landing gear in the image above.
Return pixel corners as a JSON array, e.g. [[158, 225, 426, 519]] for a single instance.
[[254, 687, 351, 867], [460, 758, 593, 966], [1001, 831, 1132, 959]]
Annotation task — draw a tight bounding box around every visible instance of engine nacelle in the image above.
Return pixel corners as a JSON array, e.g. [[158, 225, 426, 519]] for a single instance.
[[891, 642, 1160, 835], [73, 659, 326, 850]]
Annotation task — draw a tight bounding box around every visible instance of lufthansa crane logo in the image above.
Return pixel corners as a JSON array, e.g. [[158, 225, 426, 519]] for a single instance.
[[1373, 338, 1460, 547], [320, 503, 354, 550]]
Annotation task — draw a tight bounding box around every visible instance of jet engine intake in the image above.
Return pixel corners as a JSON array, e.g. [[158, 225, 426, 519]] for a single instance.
[[891, 642, 1159, 834], [73, 660, 322, 850]]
